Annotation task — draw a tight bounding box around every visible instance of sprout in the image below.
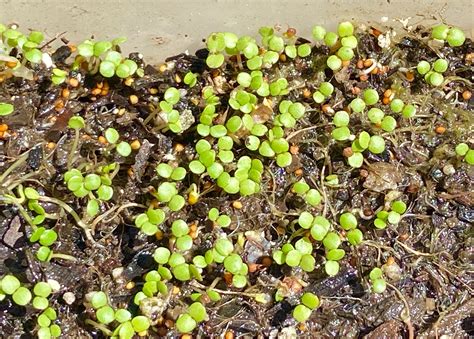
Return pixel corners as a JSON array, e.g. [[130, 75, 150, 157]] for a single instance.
[[293, 304, 312, 323], [312, 25, 326, 40], [327, 55, 342, 71]]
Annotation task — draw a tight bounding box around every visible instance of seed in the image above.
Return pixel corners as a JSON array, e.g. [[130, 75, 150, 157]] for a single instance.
[[370, 27, 382, 37], [129, 95, 139, 104], [175, 74, 182, 83], [382, 97, 390, 105], [6, 60, 18, 68], [211, 69, 220, 78], [68, 78, 79, 87], [371, 67, 379, 75], [130, 140, 141, 150], [181, 335, 192, 339], [290, 145, 299, 155], [172, 286, 180, 295], [435, 125, 446, 134], [127, 167, 134, 177], [363, 59, 373, 67], [223, 272, 233, 285], [462, 90, 472, 100], [91, 88, 101, 96], [351, 87, 361, 95], [174, 143, 184, 153], [342, 147, 353, 158], [125, 281, 135, 290], [294, 168, 303, 176], [356, 59, 364, 69], [261, 256, 272, 267], [302, 88, 311, 98], [124, 77, 134, 86], [97, 136, 107, 145], [61, 88, 70, 98], [54, 99, 64, 111], [68, 44, 77, 53], [232, 200, 243, 209], [149, 88, 158, 94], [0, 124, 8, 132], [46, 142, 56, 150], [383, 89, 392, 98], [224, 330, 235, 339], [155, 230, 164, 240], [279, 53, 287, 62], [159, 64, 167, 73], [100, 89, 108, 96], [406, 71, 415, 82], [248, 263, 260, 273], [342, 60, 351, 67], [360, 74, 368, 81]]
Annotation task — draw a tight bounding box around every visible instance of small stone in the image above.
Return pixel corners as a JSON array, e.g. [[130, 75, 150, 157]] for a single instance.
[[63, 291, 76, 305]]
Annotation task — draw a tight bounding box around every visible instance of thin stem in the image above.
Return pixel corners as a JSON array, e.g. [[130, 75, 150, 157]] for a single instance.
[[386, 282, 415, 339], [84, 319, 113, 336], [50, 252, 78, 262], [38, 196, 94, 243], [0, 150, 31, 184], [67, 129, 80, 170], [90, 202, 145, 233]]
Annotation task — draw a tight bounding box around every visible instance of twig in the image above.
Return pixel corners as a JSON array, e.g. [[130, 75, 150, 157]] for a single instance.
[[387, 282, 415, 339]]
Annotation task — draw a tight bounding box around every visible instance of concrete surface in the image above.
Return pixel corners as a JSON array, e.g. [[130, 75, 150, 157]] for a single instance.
[[0, 0, 472, 63]]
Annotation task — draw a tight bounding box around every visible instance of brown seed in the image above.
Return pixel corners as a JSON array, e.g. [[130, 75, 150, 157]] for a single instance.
[[279, 53, 287, 62], [232, 200, 243, 209], [149, 87, 158, 94], [61, 88, 70, 98], [302, 88, 311, 98], [248, 263, 260, 273], [406, 71, 415, 82], [127, 167, 134, 177], [386, 256, 395, 266], [351, 87, 361, 95], [91, 88, 101, 96], [174, 143, 184, 153], [164, 319, 174, 328], [223, 272, 233, 285], [360, 74, 369, 81], [0, 123, 8, 132], [383, 89, 392, 98], [435, 125, 446, 134], [81, 134, 91, 140], [96, 82, 104, 89], [370, 27, 382, 37], [363, 59, 373, 68], [382, 97, 390, 105], [129, 95, 139, 104], [290, 145, 299, 155], [224, 330, 235, 339], [46, 142, 56, 150], [6, 60, 18, 68], [159, 64, 167, 73], [294, 168, 303, 176], [103, 82, 109, 90], [54, 99, 64, 111], [371, 67, 379, 75], [321, 104, 333, 114], [261, 256, 272, 267], [98, 136, 108, 145], [462, 90, 472, 100], [342, 147, 353, 158], [155, 229, 164, 240], [68, 78, 79, 87], [342, 60, 350, 67], [175, 74, 182, 83], [100, 89, 108, 96], [68, 44, 77, 53], [172, 286, 180, 295], [125, 281, 135, 290], [124, 77, 134, 86], [181, 335, 192, 339], [130, 140, 141, 150], [356, 59, 364, 69]]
